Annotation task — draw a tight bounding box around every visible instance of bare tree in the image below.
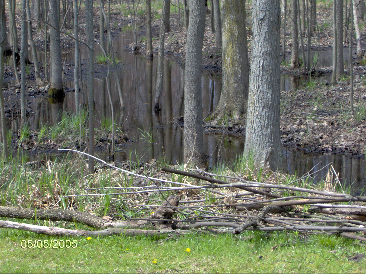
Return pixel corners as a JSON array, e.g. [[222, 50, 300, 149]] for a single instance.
[[74, 0, 80, 113], [100, 0, 105, 53], [86, 0, 94, 173], [244, 0, 282, 171], [208, 0, 249, 124], [310, 0, 316, 33], [291, 0, 299, 68], [163, 0, 171, 32], [20, 0, 27, 124], [48, 0, 64, 98], [336, 0, 344, 77], [146, 0, 153, 59], [184, 0, 205, 167], [213, 0, 221, 49], [154, 0, 169, 112], [0, 0, 8, 159], [332, 0, 338, 84], [353, 0, 363, 57], [26, 0, 42, 85]]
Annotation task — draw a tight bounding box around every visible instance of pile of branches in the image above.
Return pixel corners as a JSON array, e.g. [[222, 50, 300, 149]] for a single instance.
[[1, 149, 366, 242]]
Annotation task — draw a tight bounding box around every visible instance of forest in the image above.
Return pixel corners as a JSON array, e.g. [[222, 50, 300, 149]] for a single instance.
[[1, 0, 366, 272]]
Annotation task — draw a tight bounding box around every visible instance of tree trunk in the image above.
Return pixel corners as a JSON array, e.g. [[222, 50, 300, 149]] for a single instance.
[[290, 0, 299, 68], [183, 0, 189, 28], [163, 0, 170, 32], [74, 0, 80, 113], [244, 0, 283, 171], [20, 0, 27, 124], [300, 0, 305, 34], [310, 0, 316, 33], [332, 0, 337, 84], [213, 0, 221, 49], [208, 0, 249, 124], [353, 0, 363, 57], [184, 0, 205, 167], [48, 0, 64, 99], [0, 0, 8, 159], [154, 0, 169, 112], [26, 0, 42, 85], [86, 0, 94, 174], [0, 2, 11, 55], [100, 0, 105, 53], [336, 0, 344, 77], [282, 0, 287, 62], [210, 0, 214, 32], [146, 0, 153, 58]]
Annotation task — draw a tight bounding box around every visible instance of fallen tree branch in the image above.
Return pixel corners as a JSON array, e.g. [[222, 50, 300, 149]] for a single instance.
[[0, 206, 107, 229], [162, 167, 281, 198], [0, 220, 181, 237]]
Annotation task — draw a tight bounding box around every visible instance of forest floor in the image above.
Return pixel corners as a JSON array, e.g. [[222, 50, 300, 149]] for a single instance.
[[3, 2, 366, 157]]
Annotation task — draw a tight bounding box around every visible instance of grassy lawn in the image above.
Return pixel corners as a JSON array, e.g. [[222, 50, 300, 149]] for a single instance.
[[1, 227, 366, 273]]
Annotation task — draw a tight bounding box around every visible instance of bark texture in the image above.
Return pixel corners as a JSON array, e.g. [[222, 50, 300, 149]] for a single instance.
[[213, 0, 221, 48], [48, 0, 63, 98], [184, 0, 205, 167], [208, 0, 249, 124], [336, 0, 344, 77], [290, 0, 299, 68], [146, 0, 153, 58], [244, 0, 283, 171]]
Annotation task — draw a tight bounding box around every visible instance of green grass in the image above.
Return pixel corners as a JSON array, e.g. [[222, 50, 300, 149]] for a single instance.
[[0, 229, 365, 273]]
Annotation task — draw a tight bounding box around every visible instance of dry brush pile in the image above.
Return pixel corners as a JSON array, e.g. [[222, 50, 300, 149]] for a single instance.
[[1, 149, 366, 242]]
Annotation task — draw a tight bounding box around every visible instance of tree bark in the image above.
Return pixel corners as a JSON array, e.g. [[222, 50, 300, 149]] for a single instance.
[[310, 0, 316, 33], [244, 0, 283, 171], [146, 0, 153, 58], [184, 0, 205, 167], [74, 0, 80, 113], [336, 0, 344, 77], [213, 0, 221, 49], [290, 0, 299, 68], [0, 0, 8, 159], [353, 0, 363, 57], [86, 0, 94, 173], [208, 0, 249, 124], [48, 0, 64, 98], [20, 0, 27, 124], [26, 0, 42, 85], [332, 0, 338, 84], [163, 0, 171, 32], [99, 0, 105, 53], [154, 0, 169, 112]]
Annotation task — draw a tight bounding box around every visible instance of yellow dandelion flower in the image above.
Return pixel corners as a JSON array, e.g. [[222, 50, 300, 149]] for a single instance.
[[152, 259, 157, 264], [151, 212, 154, 215], [86, 237, 92, 240], [185, 248, 191, 252], [126, 248, 129, 251]]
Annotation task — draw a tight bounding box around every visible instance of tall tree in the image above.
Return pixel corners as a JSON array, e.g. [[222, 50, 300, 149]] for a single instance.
[[208, 0, 249, 123], [332, 0, 338, 84], [310, 0, 316, 33], [336, 0, 344, 77], [154, 0, 169, 112], [184, 0, 205, 167], [213, 0, 221, 49], [86, 0, 94, 173], [48, 0, 64, 98], [100, 0, 105, 52], [353, 0, 363, 57], [20, 0, 27, 124], [244, 0, 282, 170], [0, 0, 8, 159], [74, 0, 80, 113], [146, 0, 153, 58], [26, 0, 42, 85], [183, 0, 189, 28], [290, 0, 299, 68], [163, 0, 171, 32]]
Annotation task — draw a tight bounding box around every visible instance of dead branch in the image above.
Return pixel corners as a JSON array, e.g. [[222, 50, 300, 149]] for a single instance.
[[162, 167, 281, 198], [0, 206, 107, 229], [0, 220, 181, 237]]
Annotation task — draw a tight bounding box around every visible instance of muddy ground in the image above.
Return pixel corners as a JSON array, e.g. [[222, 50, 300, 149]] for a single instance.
[[4, 3, 366, 158]]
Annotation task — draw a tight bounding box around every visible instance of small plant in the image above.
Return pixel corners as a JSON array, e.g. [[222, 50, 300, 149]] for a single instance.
[[38, 125, 48, 142], [19, 123, 30, 143]]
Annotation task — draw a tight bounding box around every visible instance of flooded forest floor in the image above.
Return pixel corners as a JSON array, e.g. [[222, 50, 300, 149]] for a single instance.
[[3, 3, 366, 158]]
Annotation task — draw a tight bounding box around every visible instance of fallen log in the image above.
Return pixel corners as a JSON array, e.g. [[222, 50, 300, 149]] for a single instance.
[[0, 220, 181, 237], [0, 206, 107, 229]]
